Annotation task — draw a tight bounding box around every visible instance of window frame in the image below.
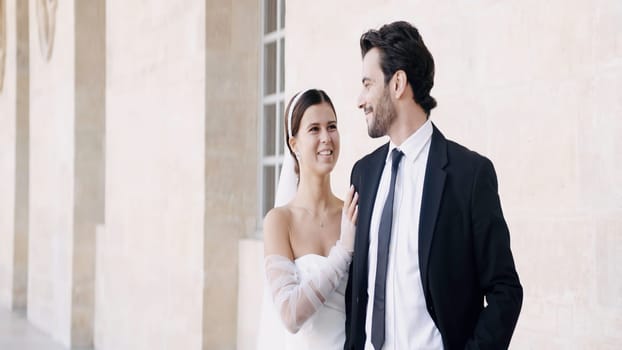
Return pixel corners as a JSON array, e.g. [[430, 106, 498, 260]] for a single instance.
[[257, 0, 286, 233]]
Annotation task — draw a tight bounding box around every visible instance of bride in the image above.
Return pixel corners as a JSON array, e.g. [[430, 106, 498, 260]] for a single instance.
[[257, 89, 358, 349]]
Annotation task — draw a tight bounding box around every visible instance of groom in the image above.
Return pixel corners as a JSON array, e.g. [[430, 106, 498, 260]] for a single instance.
[[345, 21, 523, 349]]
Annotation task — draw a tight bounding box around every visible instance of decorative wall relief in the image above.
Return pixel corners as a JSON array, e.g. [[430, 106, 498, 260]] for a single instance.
[[36, 0, 57, 61], [0, 0, 6, 92]]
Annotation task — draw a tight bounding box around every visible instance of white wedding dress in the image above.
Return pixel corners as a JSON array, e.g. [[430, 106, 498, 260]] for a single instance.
[[283, 254, 347, 349], [257, 253, 348, 350]]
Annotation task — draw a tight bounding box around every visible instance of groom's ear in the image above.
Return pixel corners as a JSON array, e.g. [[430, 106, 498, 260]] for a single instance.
[[392, 70, 408, 99]]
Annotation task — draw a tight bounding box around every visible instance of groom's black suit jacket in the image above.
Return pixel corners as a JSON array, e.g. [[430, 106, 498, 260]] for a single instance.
[[345, 124, 522, 350]]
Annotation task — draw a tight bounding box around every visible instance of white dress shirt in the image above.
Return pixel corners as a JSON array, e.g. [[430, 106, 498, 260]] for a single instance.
[[364, 120, 443, 350]]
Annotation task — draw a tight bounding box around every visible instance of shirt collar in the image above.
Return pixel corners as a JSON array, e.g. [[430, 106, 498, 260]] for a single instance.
[[386, 119, 433, 164]]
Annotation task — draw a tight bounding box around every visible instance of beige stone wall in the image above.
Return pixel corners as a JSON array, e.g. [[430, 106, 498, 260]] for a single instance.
[[0, 0, 17, 310], [238, 0, 622, 348], [27, 0, 75, 345], [72, 0, 105, 346], [27, 0, 104, 346], [3, 0, 258, 348], [12, 0, 29, 312], [96, 1, 206, 349], [237, 239, 263, 350], [0, 0, 28, 313], [203, 0, 259, 348]]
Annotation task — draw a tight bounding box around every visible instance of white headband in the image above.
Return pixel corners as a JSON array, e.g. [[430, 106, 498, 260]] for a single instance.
[[287, 90, 311, 138]]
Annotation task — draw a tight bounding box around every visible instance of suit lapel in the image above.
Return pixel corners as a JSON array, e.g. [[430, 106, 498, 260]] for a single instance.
[[419, 124, 448, 295], [354, 143, 388, 292]]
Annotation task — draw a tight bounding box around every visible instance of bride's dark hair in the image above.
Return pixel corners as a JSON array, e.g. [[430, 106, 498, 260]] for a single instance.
[[284, 89, 336, 176]]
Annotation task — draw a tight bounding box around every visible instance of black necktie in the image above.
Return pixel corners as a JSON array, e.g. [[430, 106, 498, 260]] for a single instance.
[[371, 149, 404, 350]]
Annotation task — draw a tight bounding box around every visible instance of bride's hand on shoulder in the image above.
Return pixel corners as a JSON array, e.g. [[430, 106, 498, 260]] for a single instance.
[[340, 185, 359, 252]]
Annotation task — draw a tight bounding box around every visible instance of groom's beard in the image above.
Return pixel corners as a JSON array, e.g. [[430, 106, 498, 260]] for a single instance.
[[367, 86, 397, 138]]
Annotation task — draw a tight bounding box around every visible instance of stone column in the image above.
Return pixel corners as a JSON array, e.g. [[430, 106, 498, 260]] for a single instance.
[[96, 1, 205, 349], [13, 0, 29, 312], [28, 0, 104, 346], [204, 0, 259, 348], [28, 0, 75, 344], [0, 0, 17, 310], [71, 0, 105, 346], [0, 0, 29, 312]]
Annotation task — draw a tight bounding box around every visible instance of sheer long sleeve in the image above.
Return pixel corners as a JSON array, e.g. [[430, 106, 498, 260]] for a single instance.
[[264, 241, 352, 334]]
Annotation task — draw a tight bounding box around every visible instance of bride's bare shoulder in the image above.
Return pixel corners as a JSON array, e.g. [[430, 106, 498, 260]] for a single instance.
[[263, 206, 294, 257], [264, 206, 293, 228]]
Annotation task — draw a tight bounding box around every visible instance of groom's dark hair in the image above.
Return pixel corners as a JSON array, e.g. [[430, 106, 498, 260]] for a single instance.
[[360, 21, 437, 116]]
